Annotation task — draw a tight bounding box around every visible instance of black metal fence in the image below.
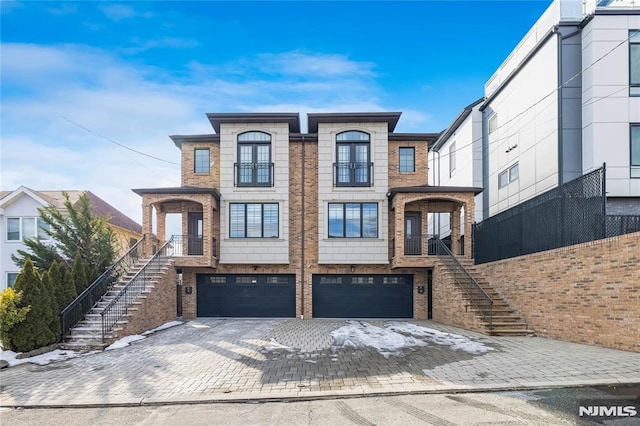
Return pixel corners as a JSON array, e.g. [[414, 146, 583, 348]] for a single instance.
[[473, 167, 607, 264], [606, 214, 640, 237]]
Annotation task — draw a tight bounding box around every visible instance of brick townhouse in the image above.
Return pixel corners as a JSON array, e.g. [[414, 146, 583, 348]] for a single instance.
[[133, 112, 482, 320]]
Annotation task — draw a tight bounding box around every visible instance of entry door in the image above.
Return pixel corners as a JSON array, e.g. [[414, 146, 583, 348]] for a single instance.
[[187, 212, 203, 255], [404, 213, 422, 255]]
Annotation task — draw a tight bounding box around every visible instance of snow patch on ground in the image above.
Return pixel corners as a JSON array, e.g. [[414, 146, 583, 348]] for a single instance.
[[0, 321, 185, 366], [0, 349, 85, 367], [387, 322, 494, 355], [329, 321, 493, 358], [262, 338, 296, 353], [107, 320, 184, 350], [331, 321, 428, 358]]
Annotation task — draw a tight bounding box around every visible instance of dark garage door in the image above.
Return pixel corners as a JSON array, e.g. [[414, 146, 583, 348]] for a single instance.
[[312, 274, 413, 318], [197, 274, 296, 317]]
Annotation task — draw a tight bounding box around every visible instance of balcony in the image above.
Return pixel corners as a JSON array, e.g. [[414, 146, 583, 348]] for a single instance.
[[234, 162, 274, 187], [167, 235, 218, 268], [333, 162, 374, 187]]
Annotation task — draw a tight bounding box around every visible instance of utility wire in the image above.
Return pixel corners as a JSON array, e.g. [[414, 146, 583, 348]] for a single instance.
[[61, 116, 179, 166]]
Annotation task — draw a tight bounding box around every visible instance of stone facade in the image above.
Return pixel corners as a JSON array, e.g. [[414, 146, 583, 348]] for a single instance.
[[476, 232, 640, 352]]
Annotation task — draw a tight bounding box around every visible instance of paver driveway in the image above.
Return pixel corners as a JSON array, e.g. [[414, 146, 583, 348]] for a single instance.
[[1, 319, 639, 407]]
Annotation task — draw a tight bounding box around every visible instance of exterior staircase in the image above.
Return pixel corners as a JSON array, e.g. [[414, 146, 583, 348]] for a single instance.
[[438, 256, 534, 337], [61, 256, 173, 350]]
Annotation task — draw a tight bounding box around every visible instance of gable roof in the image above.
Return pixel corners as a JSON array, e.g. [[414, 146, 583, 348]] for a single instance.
[[0, 187, 142, 235]]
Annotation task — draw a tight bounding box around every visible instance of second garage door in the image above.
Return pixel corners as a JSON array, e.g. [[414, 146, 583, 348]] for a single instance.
[[312, 274, 413, 318], [197, 274, 296, 317]]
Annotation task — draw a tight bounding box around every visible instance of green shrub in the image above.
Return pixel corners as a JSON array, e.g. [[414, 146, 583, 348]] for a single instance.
[[0, 288, 30, 350]]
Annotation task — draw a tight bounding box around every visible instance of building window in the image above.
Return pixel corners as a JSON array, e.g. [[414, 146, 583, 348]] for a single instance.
[[6, 272, 18, 288], [631, 30, 640, 96], [229, 203, 278, 238], [399, 147, 415, 173], [334, 131, 372, 187], [449, 142, 456, 177], [632, 125, 640, 178], [6, 217, 51, 241], [488, 113, 498, 134], [499, 163, 519, 189], [328, 202, 378, 238], [236, 131, 273, 187], [194, 148, 210, 173]]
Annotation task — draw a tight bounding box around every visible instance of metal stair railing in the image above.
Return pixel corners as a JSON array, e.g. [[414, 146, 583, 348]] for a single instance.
[[60, 236, 145, 341], [434, 238, 493, 330], [99, 237, 173, 342]]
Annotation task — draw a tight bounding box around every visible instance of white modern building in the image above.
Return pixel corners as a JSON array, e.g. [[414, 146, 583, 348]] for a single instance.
[[431, 0, 640, 238]]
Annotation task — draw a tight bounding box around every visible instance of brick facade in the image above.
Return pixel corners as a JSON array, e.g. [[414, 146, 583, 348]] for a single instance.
[[476, 232, 640, 352]]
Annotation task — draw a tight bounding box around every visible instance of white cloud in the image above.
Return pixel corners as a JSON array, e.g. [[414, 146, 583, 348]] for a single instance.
[[99, 4, 153, 21], [1, 43, 419, 232]]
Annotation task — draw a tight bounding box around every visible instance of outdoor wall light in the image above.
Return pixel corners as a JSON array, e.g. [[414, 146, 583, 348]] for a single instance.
[[417, 286, 425, 294], [350, 265, 355, 272]]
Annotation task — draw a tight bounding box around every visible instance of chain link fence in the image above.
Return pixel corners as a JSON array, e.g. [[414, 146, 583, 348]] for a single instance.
[[473, 167, 607, 264]]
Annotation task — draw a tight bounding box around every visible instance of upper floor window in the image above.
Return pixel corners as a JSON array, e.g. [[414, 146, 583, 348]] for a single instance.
[[488, 113, 498, 134], [194, 148, 210, 173], [328, 202, 378, 238], [630, 30, 640, 96], [449, 142, 456, 177], [236, 131, 273, 187], [631, 124, 640, 178], [229, 203, 279, 238], [399, 147, 415, 173], [6, 217, 51, 241], [334, 131, 372, 187], [498, 163, 519, 189]]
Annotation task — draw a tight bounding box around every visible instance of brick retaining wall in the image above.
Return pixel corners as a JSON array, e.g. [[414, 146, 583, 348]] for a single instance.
[[475, 232, 640, 352]]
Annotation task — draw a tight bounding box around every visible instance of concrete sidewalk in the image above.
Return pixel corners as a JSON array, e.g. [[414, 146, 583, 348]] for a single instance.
[[0, 319, 638, 407]]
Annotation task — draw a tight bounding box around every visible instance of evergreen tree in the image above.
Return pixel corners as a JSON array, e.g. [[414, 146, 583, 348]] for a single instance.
[[71, 252, 89, 295], [11, 192, 116, 276], [41, 269, 61, 338], [61, 265, 78, 307], [10, 259, 57, 352]]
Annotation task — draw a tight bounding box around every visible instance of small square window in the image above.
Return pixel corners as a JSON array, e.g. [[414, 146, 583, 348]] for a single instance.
[[399, 147, 415, 173], [509, 163, 519, 182]]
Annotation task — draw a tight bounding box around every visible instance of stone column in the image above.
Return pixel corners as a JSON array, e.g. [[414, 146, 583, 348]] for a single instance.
[[156, 207, 167, 243], [142, 200, 154, 257], [451, 206, 461, 256], [393, 196, 405, 259], [464, 196, 474, 259]]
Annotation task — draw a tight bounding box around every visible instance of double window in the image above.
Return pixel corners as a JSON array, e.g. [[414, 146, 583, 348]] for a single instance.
[[236, 131, 273, 186], [229, 203, 278, 238], [328, 202, 378, 238], [6, 217, 51, 241], [632, 125, 640, 178], [498, 163, 519, 188], [631, 30, 640, 96], [335, 131, 372, 186], [399, 147, 415, 173]]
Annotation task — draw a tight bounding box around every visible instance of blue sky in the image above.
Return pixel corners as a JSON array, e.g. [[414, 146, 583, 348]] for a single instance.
[[1, 0, 552, 226]]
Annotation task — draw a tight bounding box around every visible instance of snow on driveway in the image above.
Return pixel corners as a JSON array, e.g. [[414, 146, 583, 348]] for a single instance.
[[330, 321, 493, 358]]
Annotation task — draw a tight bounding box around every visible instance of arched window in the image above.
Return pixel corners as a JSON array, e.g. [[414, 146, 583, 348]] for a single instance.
[[236, 131, 273, 186], [335, 131, 372, 186]]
